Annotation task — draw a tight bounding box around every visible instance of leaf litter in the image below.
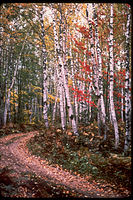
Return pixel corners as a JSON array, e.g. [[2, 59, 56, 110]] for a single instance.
[[0, 125, 131, 198]]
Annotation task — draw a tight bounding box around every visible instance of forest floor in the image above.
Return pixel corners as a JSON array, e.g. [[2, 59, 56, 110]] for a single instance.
[[0, 123, 132, 198]]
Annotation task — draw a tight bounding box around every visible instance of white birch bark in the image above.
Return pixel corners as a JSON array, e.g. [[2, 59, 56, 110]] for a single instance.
[[69, 39, 79, 124], [97, 98, 101, 136], [57, 65, 66, 130], [120, 62, 124, 122], [52, 93, 58, 122], [87, 4, 99, 123], [124, 8, 131, 153], [92, 3, 106, 127], [40, 5, 49, 128], [87, 3, 107, 137], [62, 85, 67, 125], [52, 6, 66, 130], [121, 87, 124, 121], [59, 4, 78, 135], [52, 69, 59, 122], [74, 51, 80, 123], [86, 7, 99, 97], [51, 4, 78, 134], [109, 99, 113, 124], [86, 38, 92, 121], [109, 4, 119, 149], [59, 82, 66, 130], [61, 60, 78, 135]]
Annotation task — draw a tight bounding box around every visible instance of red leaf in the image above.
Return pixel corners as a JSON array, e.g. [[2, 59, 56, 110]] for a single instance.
[[86, 51, 91, 56]]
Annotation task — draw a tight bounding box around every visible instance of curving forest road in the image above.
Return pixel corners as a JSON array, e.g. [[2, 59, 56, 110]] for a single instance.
[[0, 131, 129, 198]]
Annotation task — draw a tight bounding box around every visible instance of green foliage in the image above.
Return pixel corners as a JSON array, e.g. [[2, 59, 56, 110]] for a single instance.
[[27, 124, 131, 191]]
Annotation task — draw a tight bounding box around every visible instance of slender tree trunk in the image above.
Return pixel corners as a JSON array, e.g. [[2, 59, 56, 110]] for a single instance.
[[61, 61, 78, 135], [40, 5, 49, 128], [59, 83, 66, 130], [52, 69, 59, 123], [69, 39, 78, 124], [92, 4, 106, 123], [91, 3, 107, 138], [74, 52, 80, 123], [52, 93, 58, 122], [52, 6, 66, 130], [109, 4, 119, 149], [120, 62, 124, 121], [87, 5, 99, 97], [58, 65, 66, 130], [97, 98, 101, 136], [87, 4, 99, 123], [124, 8, 131, 154]]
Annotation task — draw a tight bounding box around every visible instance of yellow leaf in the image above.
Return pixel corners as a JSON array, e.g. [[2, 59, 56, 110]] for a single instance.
[[66, 56, 73, 59], [68, 78, 73, 86], [57, 98, 60, 102], [48, 94, 55, 100]]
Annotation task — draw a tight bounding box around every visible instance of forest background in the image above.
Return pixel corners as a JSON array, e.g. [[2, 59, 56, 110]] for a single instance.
[[0, 3, 131, 154]]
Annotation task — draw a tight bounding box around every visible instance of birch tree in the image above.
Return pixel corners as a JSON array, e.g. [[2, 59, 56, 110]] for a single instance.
[[124, 5, 131, 154], [92, 3, 107, 138], [109, 4, 119, 149], [51, 5, 66, 130], [59, 4, 79, 135], [69, 38, 78, 124], [52, 4, 79, 135], [40, 5, 49, 128]]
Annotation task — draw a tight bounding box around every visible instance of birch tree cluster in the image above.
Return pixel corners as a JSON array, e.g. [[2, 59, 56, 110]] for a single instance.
[[0, 3, 131, 153]]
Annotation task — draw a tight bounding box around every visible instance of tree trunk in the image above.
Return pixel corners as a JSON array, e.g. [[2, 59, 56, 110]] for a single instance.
[[69, 39, 78, 124], [40, 5, 49, 128], [59, 4, 78, 135], [124, 7, 131, 154], [52, 6, 66, 130], [92, 3, 107, 138], [109, 4, 119, 149], [52, 4, 78, 135], [120, 62, 124, 122]]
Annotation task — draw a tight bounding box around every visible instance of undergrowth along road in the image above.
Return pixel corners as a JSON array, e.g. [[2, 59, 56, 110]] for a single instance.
[[0, 130, 131, 198]]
